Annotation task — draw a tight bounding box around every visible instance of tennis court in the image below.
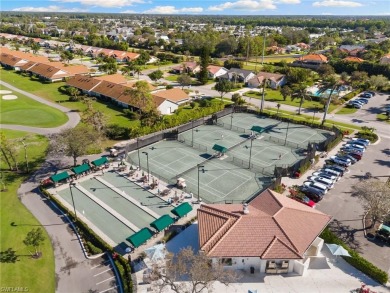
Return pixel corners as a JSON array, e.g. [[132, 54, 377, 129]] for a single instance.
[[218, 112, 331, 149]]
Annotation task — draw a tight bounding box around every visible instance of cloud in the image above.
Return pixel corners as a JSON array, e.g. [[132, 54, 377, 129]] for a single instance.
[[277, 0, 300, 3], [12, 5, 87, 12], [208, 0, 276, 11], [57, 0, 144, 8], [313, 0, 363, 7], [121, 10, 136, 13], [143, 6, 203, 14]]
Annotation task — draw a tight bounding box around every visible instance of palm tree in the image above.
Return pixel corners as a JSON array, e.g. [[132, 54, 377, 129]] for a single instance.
[[291, 86, 311, 115], [317, 75, 342, 126], [134, 66, 142, 80]]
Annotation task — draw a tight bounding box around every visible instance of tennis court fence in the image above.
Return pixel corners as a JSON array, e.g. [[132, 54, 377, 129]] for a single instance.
[[175, 155, 215, 179], [178, 138, 208, 153], [216, 121, 249, 134], [224, 155, 274, 176]]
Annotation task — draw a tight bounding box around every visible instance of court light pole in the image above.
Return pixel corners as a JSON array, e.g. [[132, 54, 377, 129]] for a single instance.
[[197, 165, 205, 203], [230, 106, 234, 130], [142, 151, 150, 182], [284, 120, 290, 146], [137, 138, 141, 168], [69, 182, 77, 221], [248, 136, 254, 169], [191, 120, 194, 147]]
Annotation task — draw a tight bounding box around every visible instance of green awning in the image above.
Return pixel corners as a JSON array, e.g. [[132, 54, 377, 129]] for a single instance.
[[50, 171, 69, 182], [126, 228, 154, 248], [150, 215, 174, 232], [250, 126, 265, 133], [92, 157, 108, 167], [379, 224, 390, 234], [171, 202, 193, 218], [212, 144, 228, 154], [72, 164, 90, 175]]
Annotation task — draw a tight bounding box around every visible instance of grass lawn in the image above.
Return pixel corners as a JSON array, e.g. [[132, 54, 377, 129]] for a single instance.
[[376, 113, 390, 123], [0, 129, 55, 292], [0, 84, 68, 127], [248, 56, 296, 64], [165, 75, 178, 82], [245, 90, 337, 113], [336, 106, 358, 115], [0, 69, 135, 127]]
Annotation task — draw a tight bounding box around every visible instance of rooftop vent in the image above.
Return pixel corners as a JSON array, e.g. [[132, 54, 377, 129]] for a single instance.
[[243, 203, 249, 214]]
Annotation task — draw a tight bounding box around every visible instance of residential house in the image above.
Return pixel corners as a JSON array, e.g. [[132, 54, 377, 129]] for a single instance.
[[247, 72, 287, 89], [66, 75, 102, 94], [343, 56, 364, 63], [198, 189, 332, 276], [292, 54, 328, 69], [94, 73, 128, 84], [339, 45, 365, 56], [25, 63, 90, 82], [152, 88, 190, 105], [266, 46, 286, 54], [379, 54, 390, 65], [207, 65, 228, 79], [171, 62, 200, 74], [219, 68, 256, 84]]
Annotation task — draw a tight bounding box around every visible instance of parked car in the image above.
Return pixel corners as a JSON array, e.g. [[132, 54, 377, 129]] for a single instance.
[[326, 156, 352, 167], [347, 140, 368, 148], [344, 143, 366, 152], [365, 91, 375, 96], [323, 165, 349, 175], [300, 186, 324, 202], [309, 176, 335, 188], [339, 154, 359, 164], [293, 195, 316, 208], [350, 138, 370, 146], [340, 146, 364, 154], [342, 151, 362, 161], [348, 103, 363, 109], [312, 171, 339, 181], [355, 98, 369, 104], [303, 181, 328, 194]]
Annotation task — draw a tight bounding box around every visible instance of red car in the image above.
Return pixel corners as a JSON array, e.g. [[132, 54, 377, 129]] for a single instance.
[[294, 196, 316, 208]]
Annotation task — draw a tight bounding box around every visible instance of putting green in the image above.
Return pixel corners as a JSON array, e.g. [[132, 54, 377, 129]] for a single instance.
[[0, 85, 68, 127]]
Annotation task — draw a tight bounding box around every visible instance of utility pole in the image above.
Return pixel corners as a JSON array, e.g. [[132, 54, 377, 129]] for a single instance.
[[261, 32, 266, 65]]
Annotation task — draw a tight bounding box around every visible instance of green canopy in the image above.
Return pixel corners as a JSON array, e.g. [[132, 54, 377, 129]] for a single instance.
[[50, 171, 69, 183], [212, 144, 228, 154], [171, 202, 192, 218], [150, 215, 174, 232], [126, 228, 154, 248], [250, 126, 266, 133], [92, 157, 108, 167], [72, 164, 90, 175]]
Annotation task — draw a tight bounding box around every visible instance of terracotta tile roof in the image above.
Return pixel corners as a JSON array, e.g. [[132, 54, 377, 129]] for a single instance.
[[343, 56, 364, 63], [0, 53, 24, 66], [94, 73, 128, 84], [19, 60, 38, 71], [252, 71, 285, 83], [66, 75, 102, 91], [92, 81, 126, 100], [124, 52, 140, 60], [123, 81, 156, 91], [207, 65, 224, 75], [298, 54, 328, 62], [152, 88, 189, 103], [198, 189, 332, 259]]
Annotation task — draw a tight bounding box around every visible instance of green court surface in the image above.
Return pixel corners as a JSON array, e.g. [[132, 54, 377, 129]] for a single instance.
[[127, 140, 209, 182], [79, 178, 156, 230], [218, 112, 331, 149], [181, 158, 272, 203], [58, 187, 134, 244], [102, 171, 174, 216]]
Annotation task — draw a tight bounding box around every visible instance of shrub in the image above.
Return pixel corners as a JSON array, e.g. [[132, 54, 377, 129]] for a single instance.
[[123, 109, 140, 121], [325, 134, 343, 152], [356, 131, 378, 143], [86, 241, 103, 255], [298, 160, 311, 174], [320, 228, 388, 284], [105, 124, 130, 140], [342, 90, 361, 101]]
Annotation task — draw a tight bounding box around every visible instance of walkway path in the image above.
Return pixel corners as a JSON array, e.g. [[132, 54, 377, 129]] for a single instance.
[[0, 80, 80, 134]]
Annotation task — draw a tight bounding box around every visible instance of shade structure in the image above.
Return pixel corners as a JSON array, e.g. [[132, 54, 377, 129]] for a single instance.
[[150, 214, 174, 232], [212, 144, 228, 154], [72, 164, 90, 175], [50, 171, 69, 183], [325, 244, 351, 257], [250, 126, 265, 133], [92, 157, 108, 167], [171, 202, 192, 218], [144, 243, 166, 262], [127, 228, 154, 248]]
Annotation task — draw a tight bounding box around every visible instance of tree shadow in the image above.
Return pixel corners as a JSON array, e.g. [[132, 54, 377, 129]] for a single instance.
[[374, 159, 390, 168], [328, 219, 363, 252], [0, 248, 19, 263]]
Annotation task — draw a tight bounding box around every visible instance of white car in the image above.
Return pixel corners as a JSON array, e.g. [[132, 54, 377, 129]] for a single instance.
[[328, 156, 352, 167], [309, 176, 335, 189], [344, 144, 366, 152], [303, 181, 328, 194], [350, 138, 370, 146], [321, 168, 343, 177], [312, 171, 339, 182]]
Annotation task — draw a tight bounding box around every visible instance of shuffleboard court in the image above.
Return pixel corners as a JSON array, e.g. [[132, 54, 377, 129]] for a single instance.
[[58, 187, 134, 244], [102, 171, 174, 216], [79, 178, 156, 229]]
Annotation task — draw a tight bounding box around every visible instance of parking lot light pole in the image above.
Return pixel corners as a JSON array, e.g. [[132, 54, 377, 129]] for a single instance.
[[248, 137, 254, 169], [284, 121, 290, 146], [69, 182, 77, 221], [197, 165, 205, 203], [142, 152, 150, 182], [230, 107, 234, 130]]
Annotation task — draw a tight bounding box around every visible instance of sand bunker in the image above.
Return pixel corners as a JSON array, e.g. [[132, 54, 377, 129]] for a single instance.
[[2, 95, 18, 100], [0, 90, 12, 94]]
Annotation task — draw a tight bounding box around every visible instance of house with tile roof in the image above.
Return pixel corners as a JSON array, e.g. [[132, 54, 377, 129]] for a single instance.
[[380, 54, 390, 65], [207, 65, 228, 79], [292, 54, 328, 69], [171, 62, 200, 74], [247, 71, 287, 89], [152, 88, 190, 105], [343, 56, 364, 63], [197, 189, 332, 275]]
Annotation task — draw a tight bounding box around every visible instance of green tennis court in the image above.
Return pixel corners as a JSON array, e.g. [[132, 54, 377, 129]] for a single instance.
[[218, 112, 331, 148]]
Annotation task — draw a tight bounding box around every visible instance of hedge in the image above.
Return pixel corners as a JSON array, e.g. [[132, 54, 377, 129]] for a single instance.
[[356, 131, 378, 143], [40, 188, 133, 293], [325, 134, 343, 152], [320, 228, 388, 284]]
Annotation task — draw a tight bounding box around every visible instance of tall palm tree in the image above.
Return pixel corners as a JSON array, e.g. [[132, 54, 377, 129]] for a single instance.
[[291, 86, 311, 115], [317, 75, 342, 126]]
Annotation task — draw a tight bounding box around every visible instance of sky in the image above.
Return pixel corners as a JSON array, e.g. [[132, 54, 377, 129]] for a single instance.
[[1, 0, 389, 15]]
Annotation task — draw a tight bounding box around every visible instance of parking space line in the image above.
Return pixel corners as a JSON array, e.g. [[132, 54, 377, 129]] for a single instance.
[[94, 268, 112, 277], [99, 285, 118, 293], [96, 276, 115, 285], [91, 261, 110, 269]]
